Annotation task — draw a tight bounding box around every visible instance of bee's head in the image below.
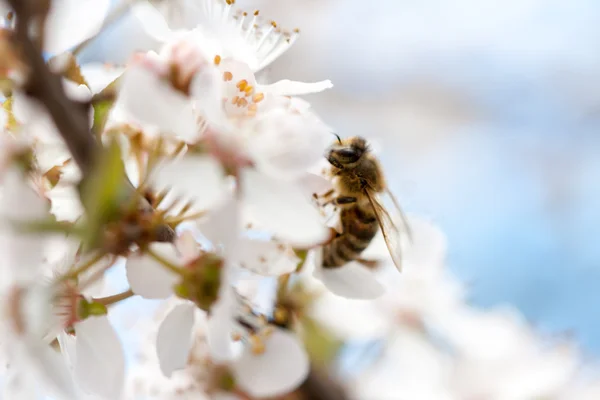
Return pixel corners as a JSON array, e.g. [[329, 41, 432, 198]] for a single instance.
[[326, 135, 369, 169]]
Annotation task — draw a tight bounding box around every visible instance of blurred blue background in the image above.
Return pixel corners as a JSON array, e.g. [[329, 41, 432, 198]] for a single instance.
[[83, 0, 600, 354]]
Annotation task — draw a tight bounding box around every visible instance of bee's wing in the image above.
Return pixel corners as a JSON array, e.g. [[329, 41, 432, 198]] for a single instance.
[[364, 187, 404, 272], [384, 187, 413, 243]]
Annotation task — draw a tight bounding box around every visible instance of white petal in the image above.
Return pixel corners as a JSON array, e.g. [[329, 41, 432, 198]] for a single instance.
[[156, 303, 196, 377], [80, 63, 125, 95], [126, 243, 181, 299], [237, 238, 299, 276], [118, 65, 197, 140], [241, 169, 329, 248], [248, 109, 330, 179], [152, 154, 226, 213], [261, 79, 333, 96], [19, 337, 78, 399], [47, 184, 84, 222], [131, 1, 175, 43], [44, 0, 111, 55], [232, 329, 309, 398], [34, 142, 71, 174], [313, 258, 385, 300], [297, 173, 334, 198], [0, 167, 48, 284], [74, 316, 125, 399], [206, 288, 237, 362], [174, 230, 201, 263], [196, 190, 240, 254]]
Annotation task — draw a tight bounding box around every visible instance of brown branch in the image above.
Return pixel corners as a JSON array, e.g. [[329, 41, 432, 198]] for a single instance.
[[296, 367, 350, 400], [7, 0, 175, 242], [8, 0, 96, 174]]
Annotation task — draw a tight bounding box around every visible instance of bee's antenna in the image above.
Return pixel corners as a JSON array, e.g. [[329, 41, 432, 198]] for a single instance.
[[332, 132, 342, 144]]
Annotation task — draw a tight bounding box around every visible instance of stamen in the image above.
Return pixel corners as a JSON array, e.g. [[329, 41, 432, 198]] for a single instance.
[[237, 98, 248, 107], [213, 55, 221, 65], [249, 334, 265, 355], [243, 85, 254, 96], [223, 71, 233, 81], [236, 79, 248, 92], [231, 95, 240, 104], [252, 93, 264, 103]]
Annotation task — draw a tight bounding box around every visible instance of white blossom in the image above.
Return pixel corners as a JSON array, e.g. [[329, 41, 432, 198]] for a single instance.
[[0, 167, 77, 399]]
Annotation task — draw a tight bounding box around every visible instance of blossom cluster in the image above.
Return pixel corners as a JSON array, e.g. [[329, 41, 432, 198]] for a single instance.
[[1, 1, 600, 400]]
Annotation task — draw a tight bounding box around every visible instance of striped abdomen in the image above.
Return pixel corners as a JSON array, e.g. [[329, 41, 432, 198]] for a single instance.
[[322, 205, 379, 268]]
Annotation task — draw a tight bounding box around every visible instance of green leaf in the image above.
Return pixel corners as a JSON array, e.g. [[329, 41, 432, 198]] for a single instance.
[[92, 98, 114, 135], [91, 76, 120, 136], [301, 316, 344, 367], [79, 139, 127, 248]]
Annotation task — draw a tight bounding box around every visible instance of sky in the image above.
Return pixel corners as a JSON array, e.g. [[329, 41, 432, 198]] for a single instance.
[[81, 0, 600, 356]]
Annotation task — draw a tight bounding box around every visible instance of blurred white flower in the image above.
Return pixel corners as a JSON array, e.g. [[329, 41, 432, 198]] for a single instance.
[[1, 0, 110, 55], [0, 166, 77, 399], [11, 80, 92, 174], [133, 0, 333, 77]]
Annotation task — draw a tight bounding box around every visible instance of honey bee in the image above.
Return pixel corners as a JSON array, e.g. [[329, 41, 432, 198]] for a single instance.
[[317, 135, 411, 272]]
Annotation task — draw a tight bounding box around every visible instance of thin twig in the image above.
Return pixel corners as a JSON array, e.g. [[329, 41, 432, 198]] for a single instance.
[[7, 0, 175, 242]]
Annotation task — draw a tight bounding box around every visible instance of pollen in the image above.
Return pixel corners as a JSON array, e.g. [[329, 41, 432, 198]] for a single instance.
[[274, 307, 288, 324], [223, 71, 233, 81], [252, 93, 264, 103], [236, 79, 248, 92], [213, 55, 221, 65], [249, 335, 266, 355], [254, 10, 259, 16], [271, 21, 277, 28]]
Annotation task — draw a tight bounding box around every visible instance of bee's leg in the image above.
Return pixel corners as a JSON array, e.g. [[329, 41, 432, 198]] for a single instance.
[[312, 189, 335, 203], [332, 196, 357, 206]]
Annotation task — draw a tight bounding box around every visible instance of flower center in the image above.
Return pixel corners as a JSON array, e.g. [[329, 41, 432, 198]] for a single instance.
[[231, 304, 275, 355]]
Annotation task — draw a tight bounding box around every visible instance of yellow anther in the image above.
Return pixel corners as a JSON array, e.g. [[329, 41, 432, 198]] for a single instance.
[[249, 335, 265, 355], [231, 332, 243, 341], [223, 71, 233, 81], [236, 79, 248, 92], [271, 21, 277, 28], [214, 55, 221, 65], [244, 85, 254, 96], [252, 93, 264, 103], [231, 95, 240, 104], [294, 28, 300, 33], [274, 308, 288, 324], [225, 0, 235, 4], [237, 98, 248, 107], [254, 10, 259, 16]]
